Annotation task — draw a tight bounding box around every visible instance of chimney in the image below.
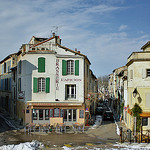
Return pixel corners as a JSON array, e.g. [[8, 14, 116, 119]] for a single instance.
[[52, 32, 55, 37]]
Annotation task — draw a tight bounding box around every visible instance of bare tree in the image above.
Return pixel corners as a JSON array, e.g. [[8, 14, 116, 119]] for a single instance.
[[98, 75, 109, 89]]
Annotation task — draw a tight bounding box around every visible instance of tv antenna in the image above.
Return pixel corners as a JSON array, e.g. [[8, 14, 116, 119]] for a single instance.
[[51, 26, 59, 36]]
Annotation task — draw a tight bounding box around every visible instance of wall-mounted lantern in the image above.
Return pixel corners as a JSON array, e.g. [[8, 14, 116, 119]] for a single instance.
[[133, 88, 138, 98]]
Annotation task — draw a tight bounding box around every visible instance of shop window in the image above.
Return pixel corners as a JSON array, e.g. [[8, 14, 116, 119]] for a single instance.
[[64, 109, 67, 121], [39, 109, 43, 120], [50, 109, 53, 117], [54, 108, 60, 117], [32, 109, 38, 120], [79, 110, 84, 118], [61, 109, 64, 117], [73, 109, 77, 121], [45, 109, 49, 120], [69, 109, 72, 121]]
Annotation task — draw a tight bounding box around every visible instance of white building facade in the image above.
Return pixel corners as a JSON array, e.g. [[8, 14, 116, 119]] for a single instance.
[[0, 34, 95, 126]]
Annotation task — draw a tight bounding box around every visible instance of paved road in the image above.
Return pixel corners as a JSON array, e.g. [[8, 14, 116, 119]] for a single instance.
[[0, 113, 120, 148], [86, 120, 119, 143]]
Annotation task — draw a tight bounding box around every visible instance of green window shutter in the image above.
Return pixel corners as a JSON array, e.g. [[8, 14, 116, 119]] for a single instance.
[[62, 60, 67, 75], [46, 77, 50, 93], [38, 57, 45, 72], [75, 60, 79, 76], [33, 77, 38, 93]]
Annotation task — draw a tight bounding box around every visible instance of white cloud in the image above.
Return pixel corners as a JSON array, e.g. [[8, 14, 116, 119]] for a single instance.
[[119, 24, 128, 31], [0, 0, 149, 76]]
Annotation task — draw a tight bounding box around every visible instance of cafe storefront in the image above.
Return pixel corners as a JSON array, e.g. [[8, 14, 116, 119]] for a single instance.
[[26, 102, 85, 126]]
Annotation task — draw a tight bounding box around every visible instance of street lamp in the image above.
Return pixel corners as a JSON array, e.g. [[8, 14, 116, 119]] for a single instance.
[[133, 88, 138, 98]]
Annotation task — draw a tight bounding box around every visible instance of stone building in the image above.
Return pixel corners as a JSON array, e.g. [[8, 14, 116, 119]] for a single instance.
[[0, 34, 97, 126]]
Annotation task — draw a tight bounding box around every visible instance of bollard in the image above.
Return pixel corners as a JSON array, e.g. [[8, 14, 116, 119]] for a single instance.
[[120, 127, 123, 143], [127, 129, 132, 143]]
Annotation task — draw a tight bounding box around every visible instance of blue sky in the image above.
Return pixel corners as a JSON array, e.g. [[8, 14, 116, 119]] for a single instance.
[[0, 0, 150, 77]]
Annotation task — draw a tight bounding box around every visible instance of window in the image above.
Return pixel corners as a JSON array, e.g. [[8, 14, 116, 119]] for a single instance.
[[67, 60, 74, 75], [4, 62, 6, 73], [39, 109, 43, 120], [50, 109, 53, 117], [18, 78, 21, 92], [63, 109, 76, 122], [73, 109, 76, 121], [38, 57, 45, 73], [7, 61, 11, 72], [38, 78, 45, 92], [146, 69, 150, 77], [65, 85, 76, 99], [62, 60, 79, 76], [18, 61, 22, 74], [64, 109, 67, 121], [79, 110, 84, 118], [142, 117, 148, 126], [54, 108, 60, 117], [32, 109, 38, 120], [61, 109, 64, 117], [146, 93, 150, 108], [130, 70, 133, 79], [2, 64, 4, 74], [45, 109, 49, 120], [33, 77, 50, 93], [14, 87, 16, 99]]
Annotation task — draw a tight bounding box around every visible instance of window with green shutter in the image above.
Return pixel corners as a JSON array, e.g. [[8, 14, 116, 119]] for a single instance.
[[38, 57, 45, 73], [33, 77, 38, 93], [46, 77, 50, 93], [62, 59, 79, 76], [75, 60, 79, 76], [62, 60, 67, 75]]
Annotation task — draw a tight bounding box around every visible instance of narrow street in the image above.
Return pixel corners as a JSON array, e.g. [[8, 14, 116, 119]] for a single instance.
[[86, 120, 119, 143], [0, 112, 120, 149]]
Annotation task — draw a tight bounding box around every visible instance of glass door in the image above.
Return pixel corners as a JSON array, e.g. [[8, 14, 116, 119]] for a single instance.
[[63, 109, 77, 125]]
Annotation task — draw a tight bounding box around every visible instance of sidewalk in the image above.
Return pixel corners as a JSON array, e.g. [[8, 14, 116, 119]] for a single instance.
[[0, 109, 24, 130]]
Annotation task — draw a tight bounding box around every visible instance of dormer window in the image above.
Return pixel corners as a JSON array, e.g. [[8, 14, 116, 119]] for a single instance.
[[32, 47, 35, 50]]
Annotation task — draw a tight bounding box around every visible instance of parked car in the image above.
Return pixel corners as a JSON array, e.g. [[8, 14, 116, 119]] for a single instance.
[[103, 111, 114, 121], [97, 102, 104, 107], [96, 107, 103, 115]]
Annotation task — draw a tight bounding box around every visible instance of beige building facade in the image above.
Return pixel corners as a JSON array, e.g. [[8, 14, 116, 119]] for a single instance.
[[126, 41, 150, 130]]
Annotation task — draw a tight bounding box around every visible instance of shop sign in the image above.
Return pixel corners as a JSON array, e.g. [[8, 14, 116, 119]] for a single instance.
[[124, 107, 128, 111], [56, 59, 59, 90], [18, 91, 25, 99], [61, 78, 82, 82]]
